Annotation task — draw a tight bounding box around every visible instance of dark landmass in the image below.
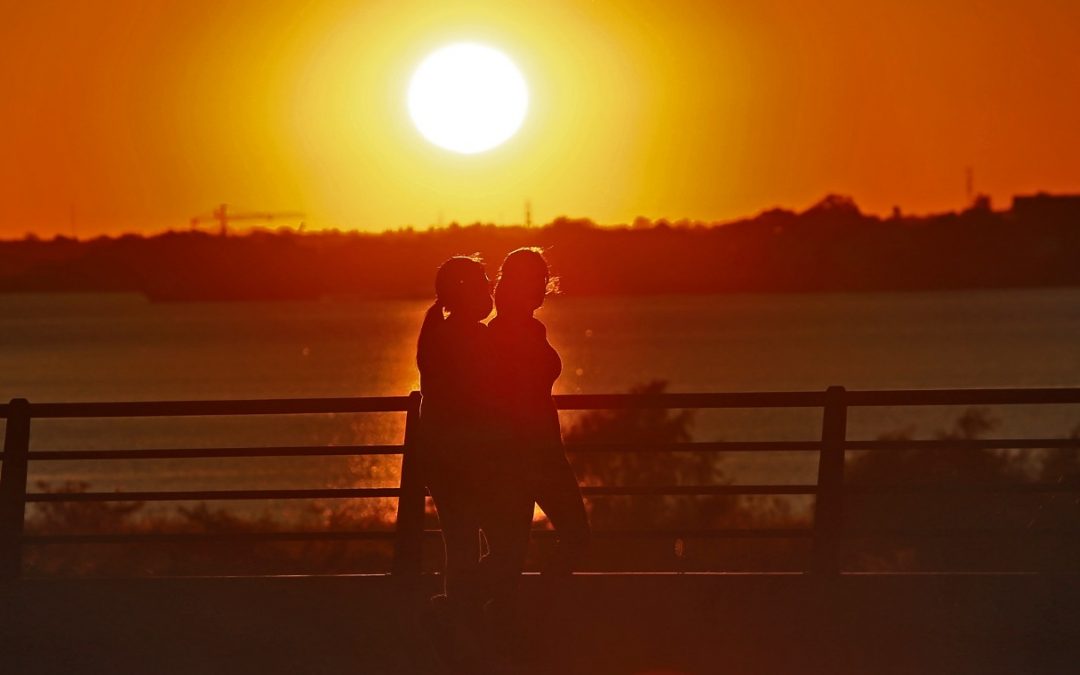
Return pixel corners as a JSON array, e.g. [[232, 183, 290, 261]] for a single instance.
[[2, 192, 1078, 300]]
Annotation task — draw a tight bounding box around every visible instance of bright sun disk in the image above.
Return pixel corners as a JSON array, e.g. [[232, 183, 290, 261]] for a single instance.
[[408, 43, 529, 154]]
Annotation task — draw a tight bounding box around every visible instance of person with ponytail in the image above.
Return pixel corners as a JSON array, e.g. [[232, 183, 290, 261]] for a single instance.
[[415, 255, 496, 623]]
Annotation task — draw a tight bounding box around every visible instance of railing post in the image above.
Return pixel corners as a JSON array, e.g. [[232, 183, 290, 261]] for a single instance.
[[392, 391, 425, 579], [812, 386, 847, 575], [1, 398, 31, 581]]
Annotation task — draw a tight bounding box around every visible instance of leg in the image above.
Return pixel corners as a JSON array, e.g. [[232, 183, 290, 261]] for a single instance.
[[428, 477, 484, 610], [476, 484, 536, 668], [478, 485, 534, 604], [534, 449, 591, 575]]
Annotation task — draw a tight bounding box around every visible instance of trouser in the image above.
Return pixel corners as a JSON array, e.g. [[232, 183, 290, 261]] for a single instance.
[[425, 451, 489, 612], [480, 444, 591, 605]]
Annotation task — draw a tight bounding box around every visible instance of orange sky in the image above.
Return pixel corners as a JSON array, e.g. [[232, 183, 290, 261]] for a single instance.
[[2, 0, 1079, 237]]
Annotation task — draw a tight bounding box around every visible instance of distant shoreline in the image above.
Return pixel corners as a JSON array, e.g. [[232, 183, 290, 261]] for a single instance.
[[3, 193, 1078, 300]]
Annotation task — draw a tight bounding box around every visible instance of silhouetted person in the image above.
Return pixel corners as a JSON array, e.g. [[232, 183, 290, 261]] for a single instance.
[[483, 247, 591, 607], [415, 255, 495, 624]]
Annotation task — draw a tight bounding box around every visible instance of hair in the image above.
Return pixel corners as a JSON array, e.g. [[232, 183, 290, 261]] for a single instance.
[[417, 255, 486, 368], [492, 245, 552, 313], [496, 246, 558, 295]]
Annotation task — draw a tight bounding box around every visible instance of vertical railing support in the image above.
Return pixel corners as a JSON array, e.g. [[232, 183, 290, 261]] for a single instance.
[[392, 391, 426, 579], [1, 398, 31, 581], [812, 386, 847, 575]]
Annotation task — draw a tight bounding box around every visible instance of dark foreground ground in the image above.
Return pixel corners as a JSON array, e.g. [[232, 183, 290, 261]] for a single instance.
[[2, 573, 1078, 675]]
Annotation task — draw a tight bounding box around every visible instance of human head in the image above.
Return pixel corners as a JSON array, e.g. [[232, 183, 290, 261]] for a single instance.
[[495, 247, 555, 317], [434, 255, 492, 322]]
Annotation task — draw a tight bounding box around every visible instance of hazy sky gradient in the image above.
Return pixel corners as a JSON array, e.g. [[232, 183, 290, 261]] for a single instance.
[[2, 0, 1078, 236]]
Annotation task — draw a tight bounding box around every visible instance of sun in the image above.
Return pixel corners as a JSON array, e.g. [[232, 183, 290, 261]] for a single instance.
[[407, 43, 529, 155]]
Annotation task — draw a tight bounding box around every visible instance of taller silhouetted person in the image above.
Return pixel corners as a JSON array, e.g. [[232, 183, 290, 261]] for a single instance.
[[485, 247, 591, 599]]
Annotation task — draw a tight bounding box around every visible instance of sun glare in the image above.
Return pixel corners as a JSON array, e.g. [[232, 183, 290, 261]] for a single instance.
[[407, 43, 529, 155]]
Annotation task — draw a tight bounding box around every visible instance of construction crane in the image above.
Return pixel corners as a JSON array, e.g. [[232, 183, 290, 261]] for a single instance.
[[189, 204, 304, 236]]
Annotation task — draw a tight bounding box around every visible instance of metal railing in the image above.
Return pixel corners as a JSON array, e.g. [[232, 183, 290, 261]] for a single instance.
[[2, 386, 1079, 580]]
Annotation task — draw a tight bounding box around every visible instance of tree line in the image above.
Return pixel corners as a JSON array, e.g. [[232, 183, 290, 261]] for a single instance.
[[2, 194, 1078, 300]]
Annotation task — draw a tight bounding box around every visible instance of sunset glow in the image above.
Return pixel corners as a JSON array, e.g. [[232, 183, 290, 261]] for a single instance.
[[1, 1, 1079, 236]]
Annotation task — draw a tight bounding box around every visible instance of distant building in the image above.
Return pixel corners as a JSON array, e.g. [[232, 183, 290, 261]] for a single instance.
[[968, 194, 993, 213], [1011, 192, 1080, 223]]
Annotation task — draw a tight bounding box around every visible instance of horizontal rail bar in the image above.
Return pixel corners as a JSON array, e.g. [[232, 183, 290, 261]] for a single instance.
[[25, 487, 400, 502], [23, 524, 1080, 547], [555, 391, 827, 409], [843, 388, 1080, 406], [27, 445, 404, 461], [842, 527, 1080, 537], [845, 438, 1080, 450], [566, 441, 822, 453], [844, 483, 1075, 494], [23, 528, 816, 545], [26, 397, 413, 419], [24, 526, 1080, 546], [584, 528, 814, 539], [22, 531, 400, 544], [17, 438, 1080, 463], [581, 485, 816, 496], [24, 485, 815, 503]]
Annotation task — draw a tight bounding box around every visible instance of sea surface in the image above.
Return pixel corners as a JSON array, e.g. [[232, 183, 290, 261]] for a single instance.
[[2, 289, 1079, 521]]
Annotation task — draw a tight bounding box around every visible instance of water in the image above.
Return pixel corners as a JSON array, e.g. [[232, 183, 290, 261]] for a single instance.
[[2, 288, 1079, 520]]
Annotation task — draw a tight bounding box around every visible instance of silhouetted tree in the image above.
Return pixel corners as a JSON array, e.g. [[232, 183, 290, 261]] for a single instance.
[[562, 381, 735, 530], [6, 193, 1080, 298]]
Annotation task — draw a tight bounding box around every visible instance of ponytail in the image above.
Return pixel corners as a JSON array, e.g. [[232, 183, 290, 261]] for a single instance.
[[416, 300, 445, 371]]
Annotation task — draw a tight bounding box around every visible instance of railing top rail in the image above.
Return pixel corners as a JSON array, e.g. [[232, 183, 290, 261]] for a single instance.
[[23, 396, 414, 419], [554, 391, 828, 409], [557, 387, 1080, 409], [6, 387, 1080, 420]]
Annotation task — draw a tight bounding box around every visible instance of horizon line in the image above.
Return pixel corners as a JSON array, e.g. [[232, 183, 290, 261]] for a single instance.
[[4, 189, 1077, 243]]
